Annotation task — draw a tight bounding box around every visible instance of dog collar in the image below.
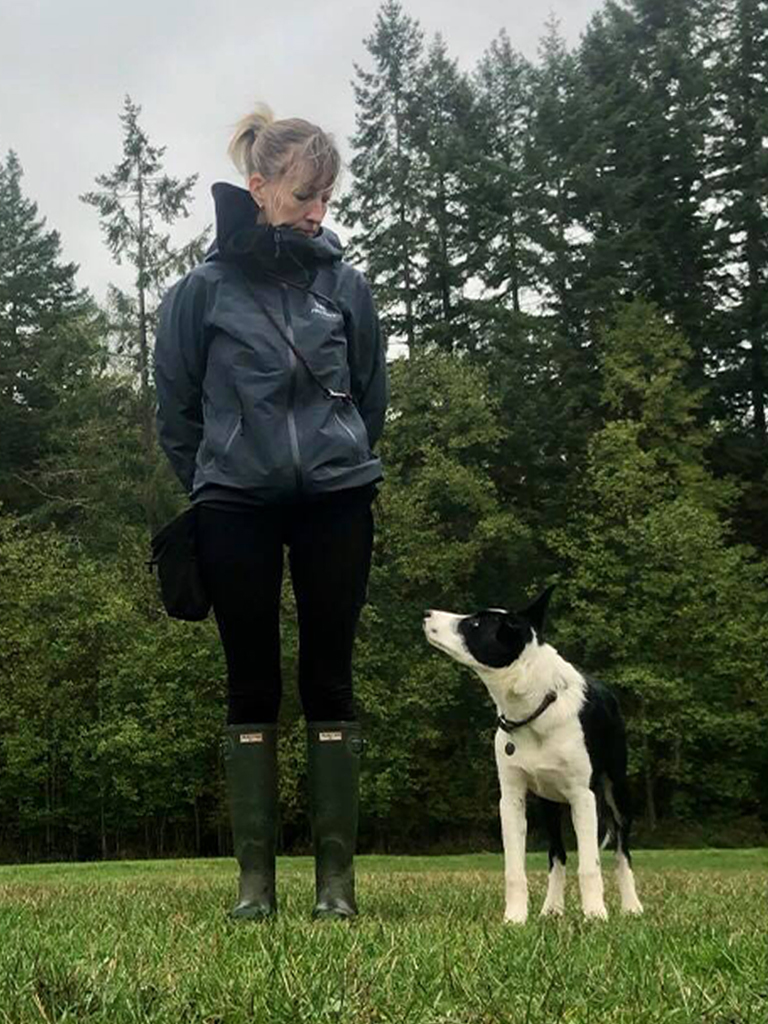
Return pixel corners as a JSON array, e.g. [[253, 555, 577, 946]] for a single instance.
[[497, 691, 557, 734]]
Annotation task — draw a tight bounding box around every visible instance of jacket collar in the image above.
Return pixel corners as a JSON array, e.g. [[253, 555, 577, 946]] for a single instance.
[[207, 182, 343, 283]]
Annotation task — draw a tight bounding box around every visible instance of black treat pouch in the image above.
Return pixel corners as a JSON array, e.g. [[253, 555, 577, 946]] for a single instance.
[[149, 507, 210, 621]]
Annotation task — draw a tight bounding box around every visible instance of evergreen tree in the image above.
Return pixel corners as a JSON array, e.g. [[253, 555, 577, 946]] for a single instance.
[[466, 29, 582, 541], [477, 20, 602, 538], [356, 351, 532, 844], [706, 0, 768, 551], [0, 510, 224, 859], [577, 0, 717, 372], [524, 18, 587, 343], [469, 30, 536, 330], [714, 0, 768, 443], [407, 34, 476, 349], [336, 0, 424, 351], [81, 96, 209, 530], [549, 300, 768, 828], [36, 367, 166, 552], [0, 150, 98, 515]]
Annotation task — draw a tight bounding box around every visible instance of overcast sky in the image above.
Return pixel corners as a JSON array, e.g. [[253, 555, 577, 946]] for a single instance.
[[1, 0, 604, 305]]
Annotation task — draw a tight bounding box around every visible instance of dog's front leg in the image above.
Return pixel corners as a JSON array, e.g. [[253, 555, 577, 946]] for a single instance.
[[569, 789, 608, 920], [498, 769, 529, 924]]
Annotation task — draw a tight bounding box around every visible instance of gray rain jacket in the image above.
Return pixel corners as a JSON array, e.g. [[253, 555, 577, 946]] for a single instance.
[[154, 182, 388, 505]]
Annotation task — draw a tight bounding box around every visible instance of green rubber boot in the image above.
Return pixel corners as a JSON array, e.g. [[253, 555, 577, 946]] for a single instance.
[[224, 723, 278, 919], [307, 721, 363, 920]]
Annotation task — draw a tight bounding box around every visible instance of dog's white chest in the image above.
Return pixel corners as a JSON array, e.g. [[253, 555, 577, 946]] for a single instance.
[[496, 720, 591, 802]]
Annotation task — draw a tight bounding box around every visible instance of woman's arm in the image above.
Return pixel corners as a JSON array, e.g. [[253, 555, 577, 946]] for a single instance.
[[344, 271, 389, 448], [154, 272, 210, 492]]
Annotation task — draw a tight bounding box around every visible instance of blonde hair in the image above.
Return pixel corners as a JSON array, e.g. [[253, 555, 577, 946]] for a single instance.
[[227, 103, 341, 199]]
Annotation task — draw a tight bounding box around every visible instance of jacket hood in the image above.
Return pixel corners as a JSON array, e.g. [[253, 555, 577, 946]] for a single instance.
[[207, 182, 343, 278]]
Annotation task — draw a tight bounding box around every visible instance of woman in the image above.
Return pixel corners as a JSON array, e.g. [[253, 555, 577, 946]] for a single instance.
[[154, 104, 388, 920]]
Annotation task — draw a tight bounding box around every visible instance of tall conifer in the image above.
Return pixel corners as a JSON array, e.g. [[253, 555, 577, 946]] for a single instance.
[[337, 1, 424, 352], [709, 0, 768, 442], [0, 151, 96, 513], [524, 18, 586, 342], [81, 96, 208, 529], [577, 0, 717, 368], [469, 31, 536, 326], [549, 300, 767, 825], [407, 34, 476, 349]]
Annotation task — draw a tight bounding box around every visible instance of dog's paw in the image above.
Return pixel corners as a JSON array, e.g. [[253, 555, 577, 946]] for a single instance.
[[583, 904, 609, 921], [621, 897, 644, 915], [503, 906, 529, 925], [540, 902, 564, 917]]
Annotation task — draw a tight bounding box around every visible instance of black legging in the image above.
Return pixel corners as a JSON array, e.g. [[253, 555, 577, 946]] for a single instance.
[[196, 485, 375, 725]]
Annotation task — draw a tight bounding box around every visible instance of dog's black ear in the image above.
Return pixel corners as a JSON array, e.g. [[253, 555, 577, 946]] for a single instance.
[[517, 585, 555, 636]]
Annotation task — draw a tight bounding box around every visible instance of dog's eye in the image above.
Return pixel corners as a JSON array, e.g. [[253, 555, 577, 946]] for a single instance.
[[468, 618, 480, 629]]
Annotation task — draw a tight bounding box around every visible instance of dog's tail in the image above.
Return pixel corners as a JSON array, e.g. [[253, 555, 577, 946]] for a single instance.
[[600, 827, 615, 851], [596, 778, 619, 852]]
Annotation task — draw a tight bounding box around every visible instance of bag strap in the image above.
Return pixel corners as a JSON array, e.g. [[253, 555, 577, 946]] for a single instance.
[[234, 266, 354, 405]]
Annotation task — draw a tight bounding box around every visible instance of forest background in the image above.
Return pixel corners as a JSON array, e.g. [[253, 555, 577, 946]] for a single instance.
[[1, 0, 766, 862]]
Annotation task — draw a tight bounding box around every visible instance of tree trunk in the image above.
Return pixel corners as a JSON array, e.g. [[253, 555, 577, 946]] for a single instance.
[[747, 228, 766, 440], [400, 206, 416, 352], [100, 790, 107, 859], [509, 216, 521, 316], [437, 173, 451, 324], [394, 87, 416, 352], [642, 739, 657, 831], [737, 0, 766, 441], [135, 148, 159, 534]]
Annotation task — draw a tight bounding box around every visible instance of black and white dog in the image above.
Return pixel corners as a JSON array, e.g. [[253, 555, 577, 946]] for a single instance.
[[424, 586, 643, 923]]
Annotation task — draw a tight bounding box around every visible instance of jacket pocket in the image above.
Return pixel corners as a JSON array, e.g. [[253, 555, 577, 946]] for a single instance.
[[333, 402, 370, 462], [223, 414, 243, 455], [221, 389, 246, 468]]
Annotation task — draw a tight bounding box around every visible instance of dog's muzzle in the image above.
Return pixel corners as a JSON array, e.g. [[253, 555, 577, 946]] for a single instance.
[[423, 610, 464, 659], [423, 610, 441, 643]]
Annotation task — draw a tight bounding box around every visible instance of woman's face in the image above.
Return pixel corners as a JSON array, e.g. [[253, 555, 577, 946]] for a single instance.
[[248, 168, 333, 237]]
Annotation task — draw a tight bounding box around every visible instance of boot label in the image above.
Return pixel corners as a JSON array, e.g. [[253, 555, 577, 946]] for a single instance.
[[319, 731, 343, 741], [240, 732, 264, 743]]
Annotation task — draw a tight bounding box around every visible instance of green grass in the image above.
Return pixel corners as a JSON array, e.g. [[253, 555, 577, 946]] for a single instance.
[[1, 850, 766, 1023]]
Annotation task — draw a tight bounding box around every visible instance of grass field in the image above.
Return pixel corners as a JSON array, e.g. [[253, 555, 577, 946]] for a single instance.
[[1, 849, 766, 1023]]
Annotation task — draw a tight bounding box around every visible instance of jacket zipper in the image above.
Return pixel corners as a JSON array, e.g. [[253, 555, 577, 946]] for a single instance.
[[280, 283, 304, 496]]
